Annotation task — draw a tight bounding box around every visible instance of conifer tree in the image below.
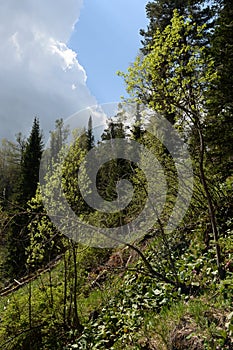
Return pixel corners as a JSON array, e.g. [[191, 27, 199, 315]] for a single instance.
[[49, 118, 69, 163], [86, 116, 95, 151], [98, 119, 128, 202], [4, 118, 43, 278], [18, 117, 43, 204], [205, 0, 233, 178], [140, 0, 216, 54], [130, 104, 144, 141]]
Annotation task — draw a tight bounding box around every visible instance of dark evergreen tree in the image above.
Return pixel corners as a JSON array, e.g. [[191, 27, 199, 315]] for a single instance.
[[101, 119, 126, 141], [75, 117, 94, 152], [208, 0, 233, 114], [204, 0, 233, 179], [97, 119, 127, 202], [73, 127, 86, 152], [130, 104, 144, 141], [86, 116, 95, 151], [140, 0, 216, 54], [49, 118, 69, 163], [18, 117, 43, 204], [4, 118, 43, 279], [4, 212, 31, 279]]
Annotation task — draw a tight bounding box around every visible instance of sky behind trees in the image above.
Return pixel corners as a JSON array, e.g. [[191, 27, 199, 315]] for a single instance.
[[0, 0, 148, 140], [69, 0, 148, 103]]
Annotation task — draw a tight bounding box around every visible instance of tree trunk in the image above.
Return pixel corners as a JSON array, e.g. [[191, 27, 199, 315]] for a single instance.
[[71, 242, 83, 332], [196, 121, 225, 279]]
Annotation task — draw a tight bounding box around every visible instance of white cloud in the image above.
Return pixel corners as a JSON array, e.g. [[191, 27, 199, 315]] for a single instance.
[[0, 0, 98, 140], [10, 32, 22, 61]]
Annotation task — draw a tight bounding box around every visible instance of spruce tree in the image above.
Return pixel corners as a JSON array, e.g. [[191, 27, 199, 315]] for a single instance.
[[18, 117, 43, 204], [98, 120, 127, 202], [4, 118, 43, 279], [86, 116, 95, 151], [205, 0, 233, 178], [130, 104, 144, 141], [49, 118, 69, 163]]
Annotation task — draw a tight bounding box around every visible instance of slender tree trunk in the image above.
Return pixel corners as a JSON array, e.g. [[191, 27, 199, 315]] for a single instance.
[[28, 280, 32, 350], [49, 268, 53, 308], [71, 242, 83, 332], [63, 253, 67, 328], [196, 121, 225, 279], [125, 242, 183, 287]]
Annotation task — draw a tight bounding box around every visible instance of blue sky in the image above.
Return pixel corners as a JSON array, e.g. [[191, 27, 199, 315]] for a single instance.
[[69, 0, 148, 103], [0, 0, 148, 139]]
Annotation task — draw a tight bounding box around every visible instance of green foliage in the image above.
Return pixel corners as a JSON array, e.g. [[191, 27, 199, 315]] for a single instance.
[[61, 138, 91, 216], [48, 118, 69, 164], [140, 0, 216, 54], [120, 10, 216, 121], [17, 117, 43, 204], [2, 118, 44, 278], [0, 245, 111, 350], [207, 0, 233, 115], [0, 137, 23, 204], [86, 116, 95, 151], [0, 2, 232, 349], [26, 188, 65, 269], [3, 211, 32, 279], [205, 0, 233, 180], [0, 275, 63, 349], [67, 242, 233, 349], [70, 272, 175, 349]]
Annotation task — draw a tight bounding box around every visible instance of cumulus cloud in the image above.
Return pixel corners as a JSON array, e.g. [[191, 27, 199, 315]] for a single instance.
[[0, 0, 98, 140]]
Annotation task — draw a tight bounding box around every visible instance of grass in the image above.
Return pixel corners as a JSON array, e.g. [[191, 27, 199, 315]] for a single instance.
[[0, 239, 232, 349], [133, 292, 233, 350]]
